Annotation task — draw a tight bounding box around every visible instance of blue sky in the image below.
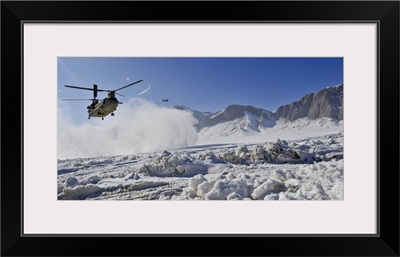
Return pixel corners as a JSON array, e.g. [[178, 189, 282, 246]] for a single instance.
[[58, 57, 343, 123]]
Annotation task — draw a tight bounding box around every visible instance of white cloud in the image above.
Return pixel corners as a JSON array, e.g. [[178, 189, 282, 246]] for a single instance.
[[57, 98, 198, 159]]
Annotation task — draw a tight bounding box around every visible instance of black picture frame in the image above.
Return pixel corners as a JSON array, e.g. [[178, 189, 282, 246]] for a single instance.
[[2, 1, 399, 256]]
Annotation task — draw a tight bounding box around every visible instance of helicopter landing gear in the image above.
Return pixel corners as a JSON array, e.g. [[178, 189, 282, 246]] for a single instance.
[[102, 117, 104, 120], [111, 113, 114, 116], [88, 116, 90, 120]]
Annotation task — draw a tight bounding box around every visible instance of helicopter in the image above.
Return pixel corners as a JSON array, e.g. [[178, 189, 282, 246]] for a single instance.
[[63, 79, 144, 120], [161, 99, 169, 102]]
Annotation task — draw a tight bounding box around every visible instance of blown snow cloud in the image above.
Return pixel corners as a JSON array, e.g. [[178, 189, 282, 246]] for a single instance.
[[58, 98, 198, 159]]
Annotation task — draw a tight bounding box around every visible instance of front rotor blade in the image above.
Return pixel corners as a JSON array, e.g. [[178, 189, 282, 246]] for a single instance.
[[65, 85, 95, 91], [115, 92, 125, 97], [115, 80, 143, 92]]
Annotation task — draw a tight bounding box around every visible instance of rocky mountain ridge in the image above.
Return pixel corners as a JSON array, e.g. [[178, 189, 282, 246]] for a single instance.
[[174, 84, 343, 130]]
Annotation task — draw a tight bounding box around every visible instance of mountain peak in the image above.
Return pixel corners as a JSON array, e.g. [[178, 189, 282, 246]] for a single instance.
[[275, 84, 343, 121], [201, 104, 275, 130]]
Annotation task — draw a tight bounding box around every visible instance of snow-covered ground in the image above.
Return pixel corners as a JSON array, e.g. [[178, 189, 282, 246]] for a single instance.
[[198, 117, 343, 144], [57, 119, 344, 201]]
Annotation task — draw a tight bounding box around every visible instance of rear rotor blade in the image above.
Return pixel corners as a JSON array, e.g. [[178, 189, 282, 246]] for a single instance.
[[65, 85, 95, 91], [114, 80, 143, 92], [62, 99, 93, 101]]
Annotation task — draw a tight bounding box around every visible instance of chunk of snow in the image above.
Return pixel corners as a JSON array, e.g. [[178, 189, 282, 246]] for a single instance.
[[88, 175, 101, 184], [66, 177, 79, 188], [252, 178, 286, 200], [189, 174, 207, 191], [197, 180, 216, 199], [284, 178, 300, 188], [226, 172, 236, 180], [181, 187, 198, 199], [205, 178, 250, 200], [161, 150, 172, 157], [235, 145, 248, 156], [297, 182, 328, 200], [57, 184, 64, 194], [264, 193, 279, 200], [271, 169, 286, 181], [124, 172, 140, 180], [227, 192, 244, 200], [330, 181, 344, 200], [198, 151, 222, 163], [58, 185, 101, 200]]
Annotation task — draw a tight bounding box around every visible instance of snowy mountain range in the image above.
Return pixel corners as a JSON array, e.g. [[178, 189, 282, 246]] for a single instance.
[[174, 84, 343, 134]]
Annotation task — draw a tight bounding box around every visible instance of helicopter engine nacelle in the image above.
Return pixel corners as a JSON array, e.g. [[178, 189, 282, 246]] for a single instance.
[[108, 92, 116, 98]]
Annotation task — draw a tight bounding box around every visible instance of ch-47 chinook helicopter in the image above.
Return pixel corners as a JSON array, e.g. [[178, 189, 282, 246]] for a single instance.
[[63, 80, 144, 120]]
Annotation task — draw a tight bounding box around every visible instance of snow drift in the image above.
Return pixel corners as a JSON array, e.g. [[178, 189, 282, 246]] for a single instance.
[[58, 133, 344, 200]]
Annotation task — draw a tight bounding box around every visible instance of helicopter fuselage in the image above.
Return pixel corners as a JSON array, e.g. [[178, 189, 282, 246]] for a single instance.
[[88, 97, 118, 118]]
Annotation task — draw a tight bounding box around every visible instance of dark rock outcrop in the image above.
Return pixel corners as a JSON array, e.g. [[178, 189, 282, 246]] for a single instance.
[[275, 84, 343, 121]]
